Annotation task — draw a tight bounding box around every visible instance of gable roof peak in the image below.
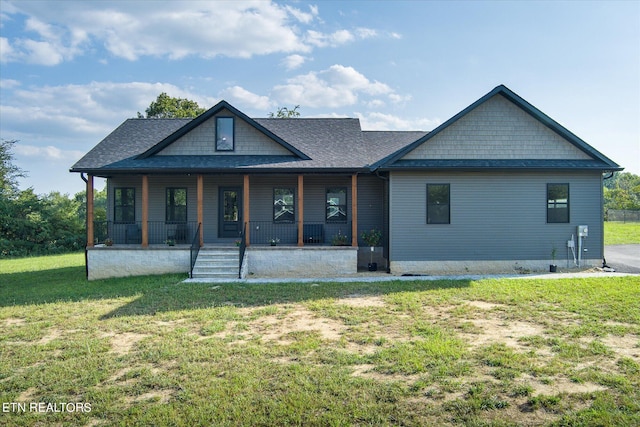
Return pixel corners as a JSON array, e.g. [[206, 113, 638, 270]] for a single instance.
[[137, 99, 311, 160], [376, 84, 621, 171]]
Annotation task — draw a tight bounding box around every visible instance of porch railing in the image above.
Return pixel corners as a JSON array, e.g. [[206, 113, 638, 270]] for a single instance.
[[190, 223, 201, 279], [248, 221, 353, 245], [93, 221, 199, 245]]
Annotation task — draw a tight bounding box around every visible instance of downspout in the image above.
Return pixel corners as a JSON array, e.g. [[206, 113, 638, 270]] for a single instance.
[[601, 171, 615, 267]]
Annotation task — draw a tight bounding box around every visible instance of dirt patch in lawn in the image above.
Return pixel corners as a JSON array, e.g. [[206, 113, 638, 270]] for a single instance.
[[125, 389, 173, 405], [36, 328, 64, 345], [602, 334, 640, 360], [4, 318, 27, 326], [337, 295, 386, 307], [255, 307, 345, 344], [461, 317, 544, 350], [102, 332, 150, 355]]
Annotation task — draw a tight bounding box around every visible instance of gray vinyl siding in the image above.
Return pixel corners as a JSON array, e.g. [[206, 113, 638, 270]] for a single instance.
[[356, 174, 386, 246], [389, 171, 603, 262]]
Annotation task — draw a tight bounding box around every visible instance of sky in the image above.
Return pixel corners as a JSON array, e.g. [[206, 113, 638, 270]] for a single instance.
[[1, 0, 638, 196]]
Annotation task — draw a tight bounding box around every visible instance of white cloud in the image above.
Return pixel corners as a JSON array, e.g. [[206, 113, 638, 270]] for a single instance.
[[305, 29, 354, 47], [284, 4, 317, 24], [3, 1, 369, 63], [0, 37, 15, 62], [355, 112, 441, 131], [218, 86, 273, 111], [271, 64, 407, 108], [0, 78, 20, 89], [13, 143, 84, 161], [0, 81, 216, 145], [355, 28, 377, 39], [282, 54, 308, 70]]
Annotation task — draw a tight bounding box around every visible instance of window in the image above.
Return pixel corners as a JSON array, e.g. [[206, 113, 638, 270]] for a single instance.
[[326, 187, 347, 223], [547, 183, 569, 223], [274, 188, 295, 223], [114, 187, 135, 223], [166, 188, 187, 223], [216, 117, 234, 151], [427, 184, 450, 224]]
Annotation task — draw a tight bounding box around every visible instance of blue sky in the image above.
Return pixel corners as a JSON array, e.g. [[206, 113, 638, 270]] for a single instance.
[[1, 0, 638, 195]]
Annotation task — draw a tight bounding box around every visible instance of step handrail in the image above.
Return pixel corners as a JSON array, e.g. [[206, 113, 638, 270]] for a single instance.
[[238, 222, 247, 279], [189, 223, 202, 278]]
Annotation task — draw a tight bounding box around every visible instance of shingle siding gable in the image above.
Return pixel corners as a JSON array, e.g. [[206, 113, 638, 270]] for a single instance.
[[402, 94, 592, 161], [157, 109, 294, 156]]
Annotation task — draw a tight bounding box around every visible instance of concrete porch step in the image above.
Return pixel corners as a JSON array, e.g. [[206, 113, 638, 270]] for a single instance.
[[192, 248, 239, 279]]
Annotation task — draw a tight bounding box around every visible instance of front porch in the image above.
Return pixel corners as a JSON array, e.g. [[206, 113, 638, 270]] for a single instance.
[[83, 172, 387, 279]]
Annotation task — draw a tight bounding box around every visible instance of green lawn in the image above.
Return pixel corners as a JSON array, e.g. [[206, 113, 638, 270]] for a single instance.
[[605, 221, 640, 245], [1, 253, 639, 426]]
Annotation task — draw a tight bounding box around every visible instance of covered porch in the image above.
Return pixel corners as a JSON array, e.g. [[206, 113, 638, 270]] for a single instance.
[[85, 173, 361, 248], [83, 172, 385, 279]]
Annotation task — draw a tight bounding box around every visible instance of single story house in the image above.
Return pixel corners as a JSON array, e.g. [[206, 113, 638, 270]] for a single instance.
[[70, 85, 622, 280]]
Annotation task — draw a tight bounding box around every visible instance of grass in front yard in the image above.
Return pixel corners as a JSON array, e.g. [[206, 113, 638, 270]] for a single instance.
[[1, 253, 639, 426], [605, 221, 640, 245]]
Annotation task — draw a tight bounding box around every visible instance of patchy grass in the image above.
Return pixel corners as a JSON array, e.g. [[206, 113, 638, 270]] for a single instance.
[[605, 221, 640, 245], [1, 253, 639, 425]]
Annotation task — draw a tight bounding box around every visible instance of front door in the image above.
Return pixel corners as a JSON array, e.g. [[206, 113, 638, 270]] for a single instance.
[[219, 187, 242, 238]]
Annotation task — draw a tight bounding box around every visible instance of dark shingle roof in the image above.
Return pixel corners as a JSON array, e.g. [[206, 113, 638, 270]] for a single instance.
[[71, 118, 190, 170], [71, 88, 622, 175]]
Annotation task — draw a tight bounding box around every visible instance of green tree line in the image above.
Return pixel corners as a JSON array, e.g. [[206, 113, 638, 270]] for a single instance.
[[1, 138, 106, 257], [604, 172, 640, 218]]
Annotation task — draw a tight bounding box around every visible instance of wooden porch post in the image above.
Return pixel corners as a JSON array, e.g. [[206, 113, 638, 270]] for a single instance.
[[297, 175, 304, 246], [141, 175, 149, 247], [197, 174, 204, 247], [351, 174, 358, 247], [86, 175, 94, 248], [243, 174, 250, 246]]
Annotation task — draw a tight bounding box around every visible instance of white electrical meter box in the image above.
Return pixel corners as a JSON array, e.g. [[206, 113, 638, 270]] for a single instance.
[[578, 225, 588, 237]]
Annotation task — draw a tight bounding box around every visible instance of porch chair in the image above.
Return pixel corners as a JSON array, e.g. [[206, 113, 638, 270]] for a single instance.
[[303, 224, 324, 244], [172, 223, 189, 244], [125, 224, 141, 244]]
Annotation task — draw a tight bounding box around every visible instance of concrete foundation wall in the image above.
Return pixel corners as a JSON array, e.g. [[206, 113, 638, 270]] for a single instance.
[[245, 247, 357, 277], [87, 247, 190, 280], [391, 259, 599, 276]]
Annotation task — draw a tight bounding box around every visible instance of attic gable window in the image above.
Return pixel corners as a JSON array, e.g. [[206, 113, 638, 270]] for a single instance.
[[216, 117, 234, 151]]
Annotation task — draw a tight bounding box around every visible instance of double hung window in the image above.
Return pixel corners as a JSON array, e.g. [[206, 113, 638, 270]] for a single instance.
[[274, 188, 295, 223], [326, 187, 347, 223], [166, 188, 187, 223], [114, 187, 135, 223]]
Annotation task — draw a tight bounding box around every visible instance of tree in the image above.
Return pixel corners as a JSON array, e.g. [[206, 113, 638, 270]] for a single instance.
[[269, 105, 301, 118], [0, 138, 25, 195], [137, 92, 206, 118], [604, 172, 640, 211]]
